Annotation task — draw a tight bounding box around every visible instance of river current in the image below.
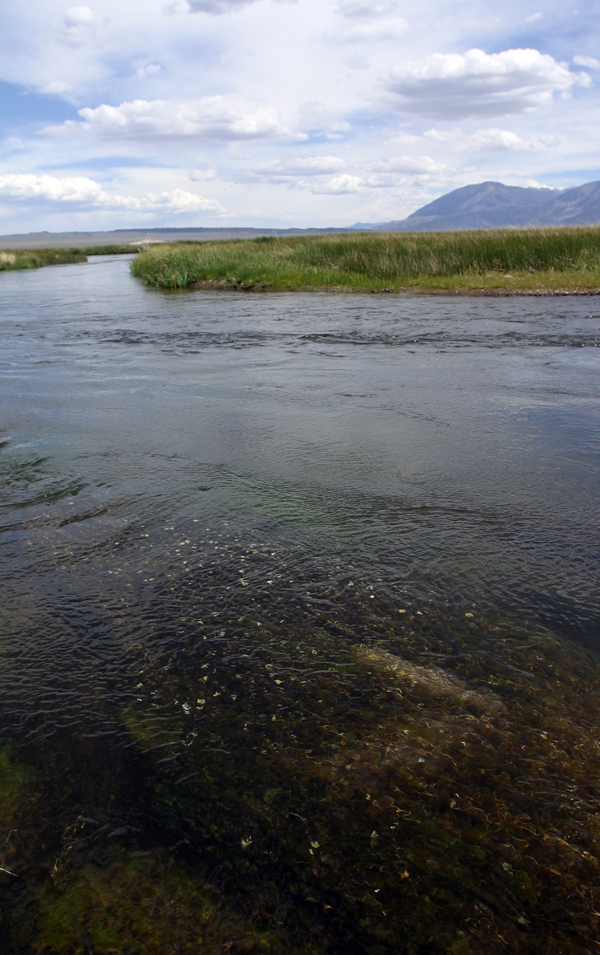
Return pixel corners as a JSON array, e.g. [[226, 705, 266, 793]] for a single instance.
[[1, 255, 599, 954]]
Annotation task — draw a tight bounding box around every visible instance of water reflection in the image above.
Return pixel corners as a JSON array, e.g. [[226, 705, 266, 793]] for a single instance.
[[1, 256, 599, 952]]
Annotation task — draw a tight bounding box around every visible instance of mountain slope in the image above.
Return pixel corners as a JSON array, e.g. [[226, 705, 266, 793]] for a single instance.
[[372, 180, 600, 232]]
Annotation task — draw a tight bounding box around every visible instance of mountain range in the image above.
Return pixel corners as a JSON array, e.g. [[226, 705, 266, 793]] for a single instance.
[[369, 180, 600, 232], [2, 180, 600, 249]]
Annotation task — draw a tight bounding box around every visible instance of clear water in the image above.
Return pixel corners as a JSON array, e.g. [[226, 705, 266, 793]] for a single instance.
[[1, 255, 600, 954]]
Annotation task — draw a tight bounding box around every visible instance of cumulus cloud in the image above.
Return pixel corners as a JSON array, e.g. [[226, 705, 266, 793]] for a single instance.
[[387, 48, 588, 120], [0, 174, 224, 213], [45, 97, 305, 142], [61, 6, 104, 46], [424, 127, 534, 151], [312, 174, 363, 194]]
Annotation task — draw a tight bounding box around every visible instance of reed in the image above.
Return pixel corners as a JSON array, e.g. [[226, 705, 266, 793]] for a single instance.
[[130, 227, 600, 292]]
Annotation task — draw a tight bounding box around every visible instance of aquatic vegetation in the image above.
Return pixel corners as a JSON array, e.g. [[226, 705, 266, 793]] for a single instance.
[[129, 228, 600, 291], [33, 848, 269, 955], [104, 539, 600, 954], [0, 745, 35, 824], [2, 510, 599, 952]]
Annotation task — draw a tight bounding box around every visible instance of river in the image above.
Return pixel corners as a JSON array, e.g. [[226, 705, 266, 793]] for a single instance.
[[1, 254, 599, 954]]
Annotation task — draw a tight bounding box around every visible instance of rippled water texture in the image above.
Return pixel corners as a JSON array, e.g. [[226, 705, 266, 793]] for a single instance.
[[1, 256, 600, 954]]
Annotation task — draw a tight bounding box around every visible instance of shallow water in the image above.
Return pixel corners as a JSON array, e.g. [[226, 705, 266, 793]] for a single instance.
[[1, 256, 600, 954]]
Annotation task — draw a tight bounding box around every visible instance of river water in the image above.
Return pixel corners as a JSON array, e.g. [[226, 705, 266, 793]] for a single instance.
[[1, 255, 600, 954]]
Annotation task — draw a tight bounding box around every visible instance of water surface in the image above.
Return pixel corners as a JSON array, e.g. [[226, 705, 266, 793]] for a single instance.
[[1, 256, 600, 954]]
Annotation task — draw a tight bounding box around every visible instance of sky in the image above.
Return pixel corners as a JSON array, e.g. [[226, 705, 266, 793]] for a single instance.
[[0, 0, 599, 232]]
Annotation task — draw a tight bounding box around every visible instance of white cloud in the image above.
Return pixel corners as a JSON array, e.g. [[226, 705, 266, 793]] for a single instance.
[[340, 18, 408, 43], [190, 167, 217, 180], [524, 11, 543, 22], [45, 97, 305, 142], [367, 154, 446, 174], [312, 174, 363, 193], [61, 6, 104, 46], [387, 48, 588, 120], [136, 64, 162, 79], [296, 102, 351, 138], [424, 127, 534, 151], [250, 156, 346, 181], [362, 154, 446, 187], [185, 0, 258, 12], [573, 55, 600, 70], [539, 133, 561, 147], [0, 174, 224, 213], [39, 80, 72, 94], [168, 0, 294, 14], [337, 1, 401, 18]]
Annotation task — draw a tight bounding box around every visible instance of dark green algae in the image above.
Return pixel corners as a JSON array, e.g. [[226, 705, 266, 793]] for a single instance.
[[2, 539, 600, 954]]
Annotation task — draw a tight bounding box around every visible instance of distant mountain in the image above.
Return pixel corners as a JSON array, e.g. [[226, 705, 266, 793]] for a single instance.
[[369, 180, 600, 232]]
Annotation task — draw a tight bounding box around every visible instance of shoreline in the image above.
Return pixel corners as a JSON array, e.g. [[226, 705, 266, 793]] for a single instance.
[[189, 278, 600, 296]]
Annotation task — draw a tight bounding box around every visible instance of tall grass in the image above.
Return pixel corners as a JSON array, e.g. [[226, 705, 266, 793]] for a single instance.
[[0, 245, 134, 273], [0, 248, 87, 271], [130, 227, 600, 291]]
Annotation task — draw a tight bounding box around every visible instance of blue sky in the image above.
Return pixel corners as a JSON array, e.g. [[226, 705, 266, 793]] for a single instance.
[[0, 0, 599, 231]]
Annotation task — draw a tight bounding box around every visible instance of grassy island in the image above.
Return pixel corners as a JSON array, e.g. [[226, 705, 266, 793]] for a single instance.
[[130, 227, 600, 294]]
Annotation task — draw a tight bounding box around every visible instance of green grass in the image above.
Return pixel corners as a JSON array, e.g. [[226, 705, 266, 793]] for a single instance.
[[80, 244, 136, 255], [0, 248, 88, 271], [130, 227, 600, 293], [0, 245, 134, 273]]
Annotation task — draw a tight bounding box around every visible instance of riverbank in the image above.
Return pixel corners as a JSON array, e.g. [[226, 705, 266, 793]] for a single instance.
[[0, 245, 134, 272], [130, 227, 600, 293]]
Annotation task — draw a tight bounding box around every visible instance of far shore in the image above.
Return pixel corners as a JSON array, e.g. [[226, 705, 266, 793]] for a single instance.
[[3, 230, 600, 297]]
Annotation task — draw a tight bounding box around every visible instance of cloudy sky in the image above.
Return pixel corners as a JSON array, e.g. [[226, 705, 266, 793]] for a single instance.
[[1, 0, 599, 232]]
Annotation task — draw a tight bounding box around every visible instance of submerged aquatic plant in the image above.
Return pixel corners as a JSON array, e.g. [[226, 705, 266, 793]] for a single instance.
[[2, 521, 600, 953]]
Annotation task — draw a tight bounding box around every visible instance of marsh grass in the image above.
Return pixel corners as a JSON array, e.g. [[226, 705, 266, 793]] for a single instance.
[[0, 246, 133, 273], [0, 249, 87, 271], [130, 227, 600, 292]]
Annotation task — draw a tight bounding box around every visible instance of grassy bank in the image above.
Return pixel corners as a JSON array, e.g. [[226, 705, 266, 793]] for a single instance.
[[0, 245, 134, 272], [0, 248, 87, 271], [130, 227, 600, 293]]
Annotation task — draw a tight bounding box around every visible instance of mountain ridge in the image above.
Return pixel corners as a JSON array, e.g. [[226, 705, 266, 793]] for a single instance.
[[369, 180, 600, 232]]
